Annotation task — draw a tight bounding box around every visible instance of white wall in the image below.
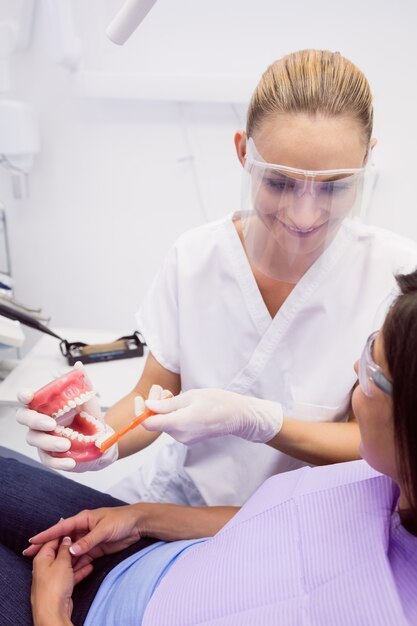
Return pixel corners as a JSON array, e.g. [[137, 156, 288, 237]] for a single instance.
[[1, 0, 417, 338]]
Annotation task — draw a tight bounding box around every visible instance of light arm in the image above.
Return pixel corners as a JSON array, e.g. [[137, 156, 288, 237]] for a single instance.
[[267, 410, 361, 465], [105, 351, 181, 458]]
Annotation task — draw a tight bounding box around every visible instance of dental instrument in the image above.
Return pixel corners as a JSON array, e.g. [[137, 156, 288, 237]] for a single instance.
[[98, 393, 172, 453]]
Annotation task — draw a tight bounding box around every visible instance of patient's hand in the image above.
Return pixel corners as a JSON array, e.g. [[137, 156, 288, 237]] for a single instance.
[[24, 505, 148, 561], [31, 536, 92, 626]]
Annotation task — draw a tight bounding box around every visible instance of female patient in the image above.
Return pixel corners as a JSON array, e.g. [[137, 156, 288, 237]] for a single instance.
[[1, 269, 417, 625]]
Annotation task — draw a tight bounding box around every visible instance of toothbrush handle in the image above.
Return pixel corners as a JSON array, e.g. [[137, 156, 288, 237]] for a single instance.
[[99, 408, 154, 453]]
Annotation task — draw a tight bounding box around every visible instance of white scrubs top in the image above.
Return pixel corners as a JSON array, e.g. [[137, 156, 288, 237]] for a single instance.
[[109, 215, 417, 506]]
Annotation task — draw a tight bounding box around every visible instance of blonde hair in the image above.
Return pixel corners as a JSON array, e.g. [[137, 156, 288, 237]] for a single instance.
[[247, 49, 373, 144]]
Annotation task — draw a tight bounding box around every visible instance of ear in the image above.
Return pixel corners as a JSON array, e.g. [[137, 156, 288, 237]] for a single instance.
[[363, 137, 377, 165], [234, 130, 247, 167]]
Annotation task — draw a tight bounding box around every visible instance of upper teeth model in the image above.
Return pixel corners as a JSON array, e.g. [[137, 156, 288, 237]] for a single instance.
[[28, 369, 105, 462]]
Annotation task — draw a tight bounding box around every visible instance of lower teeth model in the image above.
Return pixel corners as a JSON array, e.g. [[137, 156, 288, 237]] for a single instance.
[[28, 369, 104, 462]]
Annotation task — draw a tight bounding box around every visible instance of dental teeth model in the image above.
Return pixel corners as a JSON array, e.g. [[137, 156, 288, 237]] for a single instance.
[[28, 369, 105, 462]]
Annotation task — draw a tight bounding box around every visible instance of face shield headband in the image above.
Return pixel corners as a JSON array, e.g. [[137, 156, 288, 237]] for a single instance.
[[238, 138, 370, 283]]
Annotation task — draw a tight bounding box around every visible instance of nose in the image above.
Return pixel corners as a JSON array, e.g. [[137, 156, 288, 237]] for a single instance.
[[286, 192, 323, 230]]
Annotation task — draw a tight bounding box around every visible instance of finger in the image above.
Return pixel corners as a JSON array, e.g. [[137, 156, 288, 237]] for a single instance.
[[133, 395, 145, 416], [27, 430, 71, 453], [147, 384, 163, 400], [73, 361, 93, 388], [38, 449, 76, 471], [145, 395, 183, 415], [73, 554, 93, 572], [69, 525, 109, 557], [29, 515, 86, 544], [16, 408, 56, 431], [74, 563, 93, 585], [22, 543, 42, 557], [56, 536, 73, 563], [17, 388, 34, 404], [141, 414, 170, 432], [33, 538, 60, 565]]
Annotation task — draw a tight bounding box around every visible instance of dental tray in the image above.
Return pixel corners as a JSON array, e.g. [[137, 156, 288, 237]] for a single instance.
[[59, 332, 145, 365], [0, 301, 146, 366]]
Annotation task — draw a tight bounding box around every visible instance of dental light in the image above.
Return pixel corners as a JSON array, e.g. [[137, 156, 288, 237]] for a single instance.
[[106, 0, 158, 45]]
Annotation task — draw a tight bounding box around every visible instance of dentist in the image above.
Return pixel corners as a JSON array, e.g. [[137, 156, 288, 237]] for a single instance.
[[17, 49, 417, 508]]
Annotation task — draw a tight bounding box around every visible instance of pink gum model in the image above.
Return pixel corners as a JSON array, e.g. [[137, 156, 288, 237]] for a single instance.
[[28, 369, 104, 463]]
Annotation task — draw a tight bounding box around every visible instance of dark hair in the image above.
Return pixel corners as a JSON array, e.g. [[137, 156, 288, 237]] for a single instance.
[[383, 269, 417, 526]]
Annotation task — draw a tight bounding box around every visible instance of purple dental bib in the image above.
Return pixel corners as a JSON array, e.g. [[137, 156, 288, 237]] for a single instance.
[[143, 460, 411, 625]]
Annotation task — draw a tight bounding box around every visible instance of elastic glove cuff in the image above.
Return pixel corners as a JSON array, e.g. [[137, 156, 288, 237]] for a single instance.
[[239, 398, 284, 443]]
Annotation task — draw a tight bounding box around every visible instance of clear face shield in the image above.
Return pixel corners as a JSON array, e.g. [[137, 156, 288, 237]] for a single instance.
[[238, 138, 370, 283]]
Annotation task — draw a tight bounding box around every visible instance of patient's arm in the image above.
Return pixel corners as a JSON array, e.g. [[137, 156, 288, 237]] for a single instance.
[[105, 351, 181, 458], [139, 503, 238, 541], [25, 503, 239, 561]]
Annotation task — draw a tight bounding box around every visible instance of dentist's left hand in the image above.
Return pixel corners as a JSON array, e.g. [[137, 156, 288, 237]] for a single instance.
[[143, 388, 284, 445]]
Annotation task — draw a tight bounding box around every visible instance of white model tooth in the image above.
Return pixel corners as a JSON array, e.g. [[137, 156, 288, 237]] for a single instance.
[[81, 391, 94, 403], [68, 400, 76, 408], [80, 411, 97, 425], [70, 432, 79, 440], [77, 433, 85, 442], [63, 427, 73, 437], [54, 425, 64, 434]]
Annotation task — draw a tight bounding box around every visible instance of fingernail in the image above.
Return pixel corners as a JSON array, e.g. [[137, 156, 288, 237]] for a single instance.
[[22, 548, 28, 555], [28, 538, 33, 543], [56, 440, 71, 452], [62, 536, 72, 545], [69, 544, 81, 555]]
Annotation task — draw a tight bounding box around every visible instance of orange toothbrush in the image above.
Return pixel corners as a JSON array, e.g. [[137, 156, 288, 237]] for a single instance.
[[98, 393, 172, 453]]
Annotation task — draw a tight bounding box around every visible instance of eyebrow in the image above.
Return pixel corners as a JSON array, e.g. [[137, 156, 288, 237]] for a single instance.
[[266, 170, 355, 182]]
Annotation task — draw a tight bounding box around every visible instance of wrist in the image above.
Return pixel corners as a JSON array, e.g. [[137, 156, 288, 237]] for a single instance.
[[241, 397, 283, 443], [132, 502, 160, 537], [32, 605, 72, 626]]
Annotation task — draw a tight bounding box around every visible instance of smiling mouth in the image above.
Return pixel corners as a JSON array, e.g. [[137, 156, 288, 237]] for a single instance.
[[279, 220, 328, 237], [28, 369, 104, 462]]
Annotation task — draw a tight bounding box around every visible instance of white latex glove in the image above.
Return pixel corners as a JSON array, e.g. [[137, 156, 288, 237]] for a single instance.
[[143, 388, 283, 445], [16, 362, 118, 472]]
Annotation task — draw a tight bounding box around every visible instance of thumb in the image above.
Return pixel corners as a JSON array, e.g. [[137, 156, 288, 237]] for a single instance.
[[17, 388, 34, 405], [56, 536, 73, 562], [145, 395, 182, 415], [141, 414, 169, 432], [69, 525, 107, 557]]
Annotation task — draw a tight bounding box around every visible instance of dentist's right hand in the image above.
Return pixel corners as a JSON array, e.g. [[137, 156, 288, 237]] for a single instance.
[[15, 380, 118, 473], [15, 361, 120, 472]]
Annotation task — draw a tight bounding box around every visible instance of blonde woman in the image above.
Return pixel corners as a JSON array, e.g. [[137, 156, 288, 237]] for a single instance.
[[17, 50, 417, 508]]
